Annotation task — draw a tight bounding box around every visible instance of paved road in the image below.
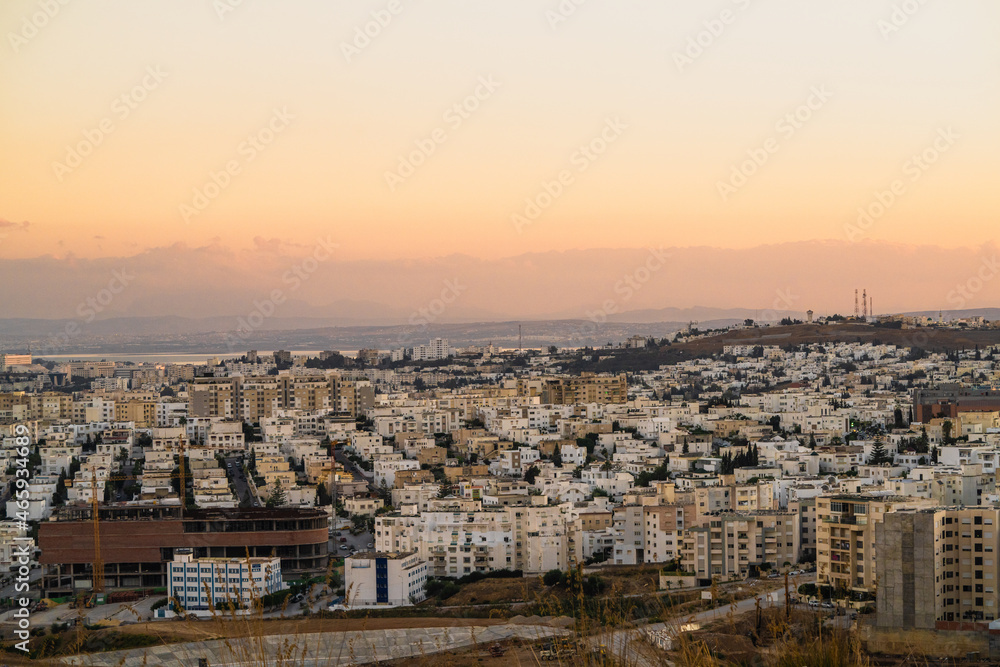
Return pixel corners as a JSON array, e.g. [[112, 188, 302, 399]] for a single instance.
[[225, 456, 258, 507], [329, 528, 375, 559], [1, 595, 163, 633], [334, 450, 373, 492], [59, 622, 570, 665], [0, 567, 42, 599]]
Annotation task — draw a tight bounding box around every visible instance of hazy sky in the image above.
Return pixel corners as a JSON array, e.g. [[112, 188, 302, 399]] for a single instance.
[[1, 0, 998, 317]]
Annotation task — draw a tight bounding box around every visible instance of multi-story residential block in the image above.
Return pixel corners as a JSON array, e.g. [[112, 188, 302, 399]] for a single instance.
[[816, 494, 934, 593], [681, 510, 800, 580], [542, 373, 627, 405], [344, 551, 428, 607], [412, 338, 451, 362], [167, 549, 284, 611], [375, 510, 515, 577], [877, 507, 1000, 627], [642, 503, 691, 564]]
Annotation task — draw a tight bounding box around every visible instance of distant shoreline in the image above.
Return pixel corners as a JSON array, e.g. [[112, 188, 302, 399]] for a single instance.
[[36, 351, 349, 364]]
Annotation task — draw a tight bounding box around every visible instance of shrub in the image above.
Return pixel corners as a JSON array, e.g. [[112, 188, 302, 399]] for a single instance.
[[438, 582, 460, 600], [543, 569, 563, 586], [260, 589, 292, 607], [425, 578, 445, 597]]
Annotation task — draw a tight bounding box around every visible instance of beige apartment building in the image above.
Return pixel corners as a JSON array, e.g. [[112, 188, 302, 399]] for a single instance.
[[191, 375, 372, 420], [190, 378, 239, 419], [643, 503, 692, 564], [117, 399, 157, 427], [816, 494, 934, 594], [345, 496, 384, 517], [681, 510, 800, 580], [877, 507, 1000, 628], [541, 373, 627, 405]]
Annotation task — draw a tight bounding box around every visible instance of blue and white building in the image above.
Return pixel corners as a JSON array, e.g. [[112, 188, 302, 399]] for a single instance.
[[344, 551, 427, 608], [166, 548, 284, 612]]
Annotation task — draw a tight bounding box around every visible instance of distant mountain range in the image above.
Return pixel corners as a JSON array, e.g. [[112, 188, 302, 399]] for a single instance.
[[0, 306, 803, 339], [3, 241, 998, 327], [1, 308, 997, 355]]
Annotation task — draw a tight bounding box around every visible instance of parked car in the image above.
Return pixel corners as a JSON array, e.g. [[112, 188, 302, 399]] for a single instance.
[[339, 545, 349, 551], [367, 543, 374, 549], [808, 600, 819, 607]]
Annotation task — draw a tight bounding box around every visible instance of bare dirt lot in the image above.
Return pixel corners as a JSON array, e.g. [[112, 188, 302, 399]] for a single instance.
[[112, 615, 507, 642], [437, 565, 662, 608]]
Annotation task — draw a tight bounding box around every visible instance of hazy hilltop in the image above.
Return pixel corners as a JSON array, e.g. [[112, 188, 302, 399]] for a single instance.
[[1, 242, 998, 325]]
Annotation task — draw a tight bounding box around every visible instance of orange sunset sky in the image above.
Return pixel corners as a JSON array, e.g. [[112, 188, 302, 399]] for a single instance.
[[1, 0, 998, 319]]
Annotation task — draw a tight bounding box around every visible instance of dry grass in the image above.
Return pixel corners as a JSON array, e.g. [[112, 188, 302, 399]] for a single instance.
[[12, 564, 937, 667]]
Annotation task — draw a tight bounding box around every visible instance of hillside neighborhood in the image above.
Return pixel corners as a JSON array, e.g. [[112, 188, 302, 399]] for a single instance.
[[3, 317, 1000, 661]]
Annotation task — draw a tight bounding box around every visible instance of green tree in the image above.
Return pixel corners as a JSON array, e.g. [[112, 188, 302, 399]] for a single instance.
[[266, 479, 287, 507], [524, 465, 540, 484], [869, 441, 892, 466], [551, 445, 562, 468], [316, 482, 332, 506], [942, 420, 956, 445]]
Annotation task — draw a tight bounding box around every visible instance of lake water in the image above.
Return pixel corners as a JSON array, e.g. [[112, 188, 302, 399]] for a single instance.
[[39, 351, 355, 364]]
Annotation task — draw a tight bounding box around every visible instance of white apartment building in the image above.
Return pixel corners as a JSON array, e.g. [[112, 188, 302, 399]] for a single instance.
[[167, 550, 284, 612], [373, 457, 420, 488], [412, 338, 451, 362], [344, 551, 428, 608], [204, 421, 245, 453]]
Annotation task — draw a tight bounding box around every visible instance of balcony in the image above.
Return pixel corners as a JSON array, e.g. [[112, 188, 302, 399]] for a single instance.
[[823, 514, 867, 526]]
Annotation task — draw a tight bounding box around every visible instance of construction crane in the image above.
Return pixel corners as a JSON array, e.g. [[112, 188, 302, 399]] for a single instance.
[[178, 440, 186, 520], [90, 466, 104, 595], [80, 452, 250, 596]]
